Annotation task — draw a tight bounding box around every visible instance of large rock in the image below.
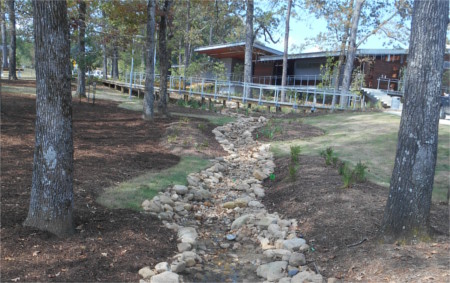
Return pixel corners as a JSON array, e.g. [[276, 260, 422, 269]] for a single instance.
[[138, 266, 155, 279], [159, 195, 175, 206], [150, 271, 179, 283], [172, 185, 188, 195], [187, 175, 200, 186], [291, 271, 323, 283], [155, 262, 169, 273], [253, 170, 268, 181], [256, 261, 288, 281], [257, 216, 277, 229], [178, 227, 197, 244], [170, 260, 186, 273], [289, 252, 306, 266], [142, 200, 162, 213], [263, 249, 292, 259], [192, 188, 211, 201], [283, 237, 307, 251], [231, 214, 254, 230]]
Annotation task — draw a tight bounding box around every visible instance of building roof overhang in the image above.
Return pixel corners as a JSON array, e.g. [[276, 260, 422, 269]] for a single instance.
[[194, 42, 283, 60]]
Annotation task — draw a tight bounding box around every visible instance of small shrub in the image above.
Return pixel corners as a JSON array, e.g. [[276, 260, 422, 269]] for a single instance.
[[340, 162, 354, 188], [245, 107, 249, 116], [289, 164, 297, 181], [167, 134, 177, 143], [177, 99, 187, 107], [188, 100, 200, 109], [290, 145, 301, 165], [354, 161, 368, 182], [197, 123, 206, 131], [180, 117, 190, 123], [201, 103, 206, 110], [320, 147, 335, 166]]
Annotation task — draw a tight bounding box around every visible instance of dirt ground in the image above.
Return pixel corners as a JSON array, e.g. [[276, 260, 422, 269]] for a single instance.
[[263, 155, 449, 282], [1, 80, 449, 282], [0, 80, 225, 282]]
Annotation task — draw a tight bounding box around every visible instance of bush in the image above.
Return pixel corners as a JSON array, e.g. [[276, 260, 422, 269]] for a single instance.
[[290, 145, 301, 165], [320, 147, 335, 166], [354, 161, 367, 182]]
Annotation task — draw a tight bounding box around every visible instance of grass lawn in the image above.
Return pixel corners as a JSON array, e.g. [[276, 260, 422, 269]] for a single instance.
[[271, 112, 450, 202], [97, 156, 211, 210]]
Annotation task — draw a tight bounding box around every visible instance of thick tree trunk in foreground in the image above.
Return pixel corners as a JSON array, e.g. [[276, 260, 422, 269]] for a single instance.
[[143, 0, 156, 119], [1, 2, 8, 69], [280, 0, 292, 102], [381, 0, 448, 243], [244, 0, 253, 98], [24, 0, 74, 237], [341, 0, 364, 106], [76, 0, 86, 98], [7, 0, 17, 80]]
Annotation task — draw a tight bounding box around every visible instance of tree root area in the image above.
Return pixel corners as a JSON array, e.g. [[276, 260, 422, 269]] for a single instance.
[[263, 155, 449, 282], [0, 88, 225, 282]]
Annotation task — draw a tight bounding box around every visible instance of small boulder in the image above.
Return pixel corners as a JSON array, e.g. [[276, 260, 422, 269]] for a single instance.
[[138, 266, 155, 279], [150, 271, 179, 283]]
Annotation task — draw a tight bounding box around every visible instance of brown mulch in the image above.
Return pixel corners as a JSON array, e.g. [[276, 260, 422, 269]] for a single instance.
[[0, 81, 225, 282], [263, 154, 449, 282]]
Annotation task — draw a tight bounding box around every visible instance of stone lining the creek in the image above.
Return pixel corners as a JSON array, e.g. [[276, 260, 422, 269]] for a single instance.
[[139, 114, 336, 283]]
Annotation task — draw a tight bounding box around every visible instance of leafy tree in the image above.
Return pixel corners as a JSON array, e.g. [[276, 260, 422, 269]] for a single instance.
[[381, 0, 448, 243], [24, 0, 74, 237]]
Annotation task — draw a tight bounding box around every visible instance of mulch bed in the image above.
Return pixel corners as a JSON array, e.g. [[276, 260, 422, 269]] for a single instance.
[[263, 154, 449, 282], [0, 83, 225, 282]]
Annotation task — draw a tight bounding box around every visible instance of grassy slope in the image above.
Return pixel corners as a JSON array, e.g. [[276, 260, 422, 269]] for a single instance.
[[271, 112, 450, 201]]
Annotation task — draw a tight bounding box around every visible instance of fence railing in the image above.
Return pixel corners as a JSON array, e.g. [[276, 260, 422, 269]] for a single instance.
[[107, 72, 364, 110]]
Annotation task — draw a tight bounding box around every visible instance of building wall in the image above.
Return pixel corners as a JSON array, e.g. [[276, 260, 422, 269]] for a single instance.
[[364, 55, 406, 90]]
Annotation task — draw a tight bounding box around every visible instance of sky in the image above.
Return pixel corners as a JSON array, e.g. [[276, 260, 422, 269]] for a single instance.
[[256, 1, 411, 54]]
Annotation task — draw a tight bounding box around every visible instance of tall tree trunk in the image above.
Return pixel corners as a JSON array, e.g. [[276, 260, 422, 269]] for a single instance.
[[157, 0, 172, 117], [280, 0, 292, 102], [0, 1, 3, 77], [143, 0, 156, 119], [7, 0, 17, 80], [76, 0, 86, 98], [244, 0, 253, 98], [24, 0, 74, 238], [380, 0, 448, 243], [101, 9, 107, 80], [112, 44, 118, 79], [183, 0, 190, 81], [331, 29, 350, 109], [341, 0, 365, 106], [1, 2, 8, 69]]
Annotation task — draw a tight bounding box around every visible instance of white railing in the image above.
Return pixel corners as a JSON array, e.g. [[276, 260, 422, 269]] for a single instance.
[[113, 72, 364, 110]]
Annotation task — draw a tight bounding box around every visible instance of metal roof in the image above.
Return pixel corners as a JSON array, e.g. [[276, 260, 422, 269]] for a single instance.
[[194, 42, 283, 59], [258, 49, 410, 62]]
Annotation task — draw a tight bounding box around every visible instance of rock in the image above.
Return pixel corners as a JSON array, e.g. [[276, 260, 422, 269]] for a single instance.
[[259, 237, 274, 250], [291, 271, 323, 283], [256, 261, 288, 281], [288, 269, 299, 277], [279, 278, 292, 283], [283, 238, 307, 251], [159, 195, 175, 206], [173, 185, 188, 195], [248, 200, 264, 208], [170, 261, 186, 273], [192, 188, 211, 201], [263, 249, 292, 259], [328, 278, 340, 283], [177, 242, 192, 252], [226, 234, 237, 241], [222, 200, 247, 209], [299, 244, 310, 253], [150, 271, 179, 283], [220, 243, 230, 249], [257, 217, 277, 229], [138, 266, 155, 279], [231, 214, 254, 230], [235, 183, 250, 191], [142, 200, 162, 213], [155, 262, 169, 273], [178, 227, 198, 245], [187, 175, 200, 186], [163, 204, 173, 212], [253, 170, 268, 181], [158, 212, 174, 220], [289, 252, 306, 266]]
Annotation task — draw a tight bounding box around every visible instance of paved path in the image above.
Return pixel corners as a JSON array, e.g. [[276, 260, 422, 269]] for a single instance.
[[138, 114, 331, 283]]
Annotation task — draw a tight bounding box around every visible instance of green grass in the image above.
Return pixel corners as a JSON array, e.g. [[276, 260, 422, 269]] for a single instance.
[[271, 112, 450, 202], [2, 85, 37, 96], [97, 156, 211, 210]]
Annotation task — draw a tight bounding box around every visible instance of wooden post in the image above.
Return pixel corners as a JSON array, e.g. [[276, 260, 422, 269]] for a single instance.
[[248, 103, 251, 108], [267, 105, 271, 113], [223, 100, 226, 107], [201, 97, 205, 106], [184, 94, 188, 103], [237, 102, 240, 109]]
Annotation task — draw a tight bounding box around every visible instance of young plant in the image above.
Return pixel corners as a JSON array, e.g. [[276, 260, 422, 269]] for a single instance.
[[289, 164, 297, 181], [354, 161, 368, 183], [339, 162, 354, 188], [320, 147, 335, 166], [290, 145, 301, 165]]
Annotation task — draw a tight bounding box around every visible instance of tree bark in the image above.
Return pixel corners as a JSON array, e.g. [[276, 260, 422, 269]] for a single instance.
[[380, 0, 448, 243], [1, 2, 8, 69], [244, 0, 253, 98], [183, 0, 190, 81], [24, 0, 74, 237], [101, 9, 107, 80], [341, 0, 365, 106], [157, 0, 172, 117], [112, 44, 118, 79], [76, 0, 86, 98], [143, 0, 156, 119], [280, 0, 292, 102], [7, 0, 17, 80]]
